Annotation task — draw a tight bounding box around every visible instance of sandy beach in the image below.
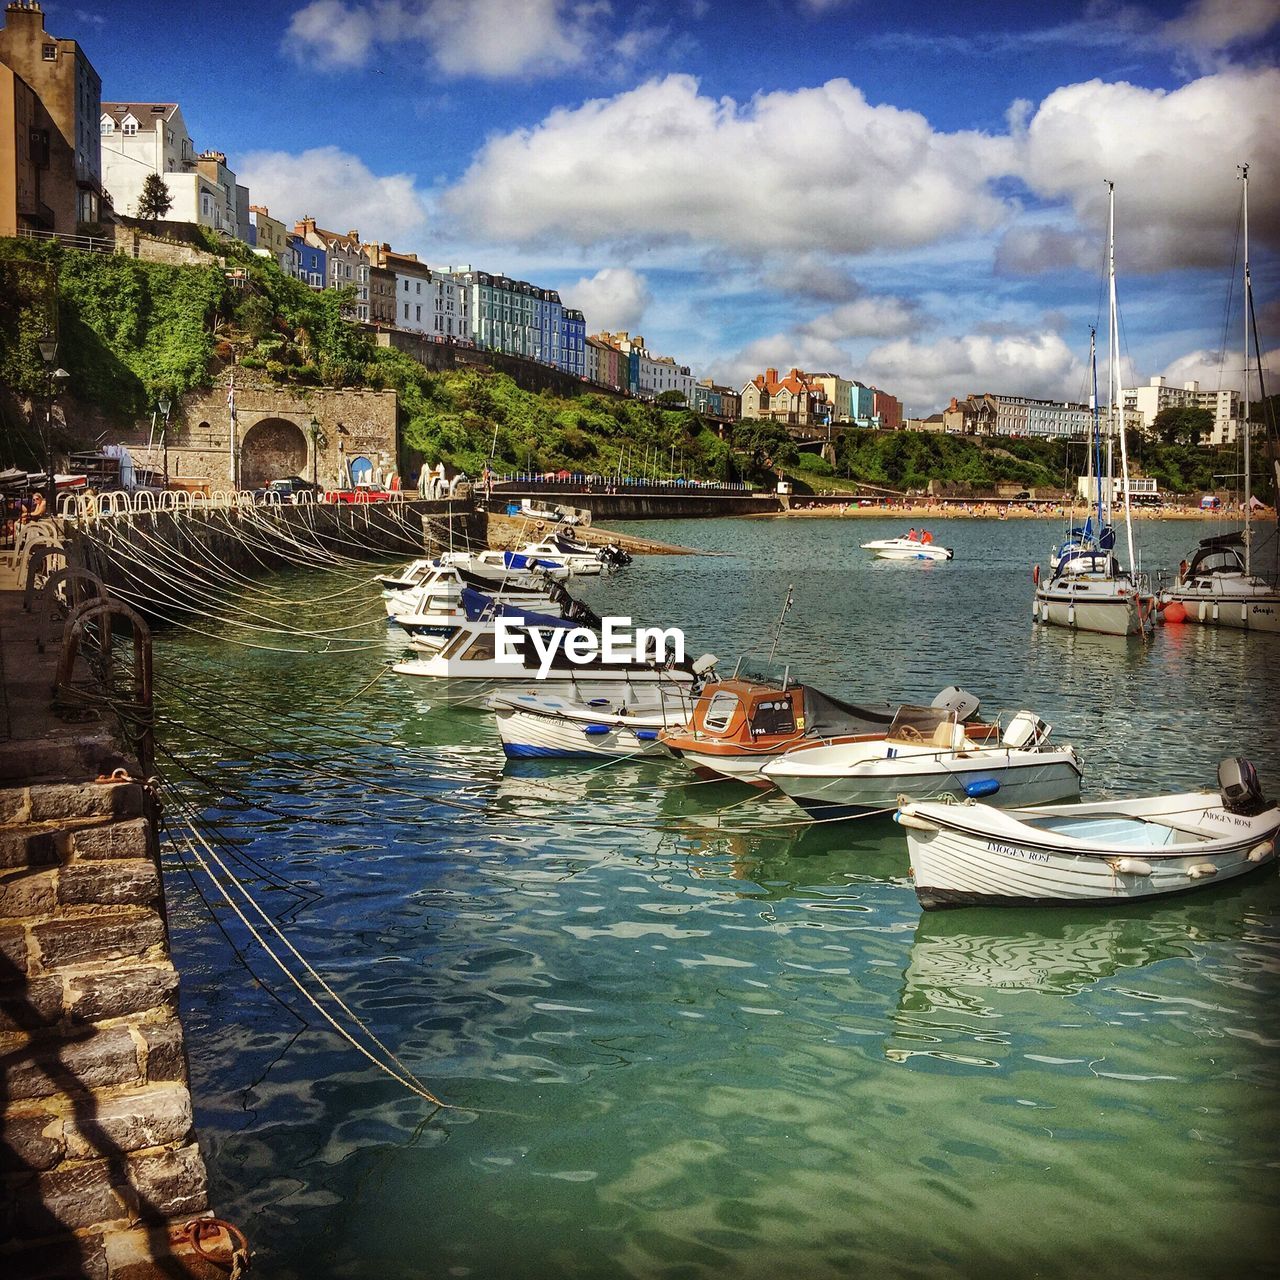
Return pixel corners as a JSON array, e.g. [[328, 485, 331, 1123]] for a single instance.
[[769, 500, 1270, 522]]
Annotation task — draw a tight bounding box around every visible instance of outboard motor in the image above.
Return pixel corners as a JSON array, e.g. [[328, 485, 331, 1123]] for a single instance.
[[931, 685, 981, 723], [1219, 757, 1268, 816]]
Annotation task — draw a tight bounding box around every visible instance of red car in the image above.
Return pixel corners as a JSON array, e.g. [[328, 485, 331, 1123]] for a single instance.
[[324, 486, 393, 504]]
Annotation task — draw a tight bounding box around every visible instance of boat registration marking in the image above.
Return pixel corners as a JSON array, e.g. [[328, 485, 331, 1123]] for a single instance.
[[987, 840, 1049, 863]]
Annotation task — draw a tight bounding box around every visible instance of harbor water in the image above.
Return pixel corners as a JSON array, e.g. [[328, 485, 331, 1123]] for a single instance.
[[157, 516, 1280, 1279]]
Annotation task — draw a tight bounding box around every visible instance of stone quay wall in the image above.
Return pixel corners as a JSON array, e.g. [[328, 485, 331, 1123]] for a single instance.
[[1, 590, 238, 1279]]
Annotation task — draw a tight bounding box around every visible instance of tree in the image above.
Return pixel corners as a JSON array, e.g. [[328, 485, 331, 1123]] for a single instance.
[[656, 389, 686, 406], [1151, 405, 1214, 446], [136, 172, 173, 225]]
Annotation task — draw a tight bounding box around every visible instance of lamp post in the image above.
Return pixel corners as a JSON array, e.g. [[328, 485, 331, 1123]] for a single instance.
[[36, 337, 68, 512], [309, 416, 324, 488], [158, 394, 171, 488]]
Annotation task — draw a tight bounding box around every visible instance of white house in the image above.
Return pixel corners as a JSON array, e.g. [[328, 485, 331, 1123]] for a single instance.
[[100, 102, 243, 238]]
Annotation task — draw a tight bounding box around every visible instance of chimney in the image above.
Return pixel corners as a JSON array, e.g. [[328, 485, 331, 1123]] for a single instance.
[[3, 2, 46, 31], [347, 229, 359, 242], [766, 368, 778, 384]]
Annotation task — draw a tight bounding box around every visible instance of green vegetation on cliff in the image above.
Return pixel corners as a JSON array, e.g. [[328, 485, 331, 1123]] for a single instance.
[[1, 235, 1271, 495]]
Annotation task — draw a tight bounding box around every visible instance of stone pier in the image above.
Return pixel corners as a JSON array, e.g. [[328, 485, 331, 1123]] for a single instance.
[[1, 587, 241, 1277]]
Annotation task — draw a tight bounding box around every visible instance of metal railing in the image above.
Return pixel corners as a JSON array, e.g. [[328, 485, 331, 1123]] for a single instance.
[[17, 226, 115, 255]]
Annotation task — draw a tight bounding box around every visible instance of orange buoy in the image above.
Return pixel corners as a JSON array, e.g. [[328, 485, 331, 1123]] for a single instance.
[[1164, 600, 1187, 624], [1032, 563, 1040, 585]]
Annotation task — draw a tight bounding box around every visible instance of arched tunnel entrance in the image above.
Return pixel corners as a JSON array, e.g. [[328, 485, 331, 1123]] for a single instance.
[[240, 418, 309, 490]]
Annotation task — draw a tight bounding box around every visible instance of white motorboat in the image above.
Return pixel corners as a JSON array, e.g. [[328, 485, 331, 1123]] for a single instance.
[[761, 707, 1082, 820], [383, 560, 557, 621], [492, 690, 694, 759], [393, 606, 714, 708], [438, 548, 574, 581], [861, 534, 953, 562], [1033, 186, 1154, 638], [896, 758, 1279, 910]]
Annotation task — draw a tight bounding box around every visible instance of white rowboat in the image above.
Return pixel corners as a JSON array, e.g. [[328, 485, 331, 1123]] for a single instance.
[[897, 759, 1279, 909]]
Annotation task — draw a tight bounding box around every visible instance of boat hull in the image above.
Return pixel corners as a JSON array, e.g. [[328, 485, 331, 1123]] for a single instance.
[[1033, 586, 1150, 636], [769, 754, 1082, 820], [494, 694, 687, 759], [1159, 588, 1280, 632], [900, 794, 1280, 909], [861, 538, 952, 562]]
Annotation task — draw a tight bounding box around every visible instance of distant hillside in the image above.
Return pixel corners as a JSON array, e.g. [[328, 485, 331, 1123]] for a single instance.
[[1, 234, 1269, 497]]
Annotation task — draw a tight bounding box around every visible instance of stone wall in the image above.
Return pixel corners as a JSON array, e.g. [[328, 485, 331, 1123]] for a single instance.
[[105, 374, 399, 492], [0, 575, 243, 1278]]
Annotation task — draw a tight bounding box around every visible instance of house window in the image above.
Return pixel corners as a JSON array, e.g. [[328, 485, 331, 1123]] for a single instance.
[[415, 305, 421, 321], [42, 43, 56, 60], [100, 118, 113, 135], [403, 303, 409, 320], [123, 120, 137, 135]]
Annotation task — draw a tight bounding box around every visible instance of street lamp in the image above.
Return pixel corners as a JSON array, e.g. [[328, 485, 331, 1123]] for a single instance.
[[36, 336, 66, 511], [157, 394, 172, 488], [309, 416, 325, 487]]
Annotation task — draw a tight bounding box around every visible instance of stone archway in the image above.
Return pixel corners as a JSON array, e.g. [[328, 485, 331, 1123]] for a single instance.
[[240, 417, 309, 489]]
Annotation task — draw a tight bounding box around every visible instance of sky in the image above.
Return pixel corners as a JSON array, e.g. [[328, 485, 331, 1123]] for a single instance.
[[51, 0, 1280, 415]]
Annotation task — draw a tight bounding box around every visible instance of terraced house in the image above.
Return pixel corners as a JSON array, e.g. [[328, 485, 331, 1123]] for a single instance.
[[740, 368, 832, 431]]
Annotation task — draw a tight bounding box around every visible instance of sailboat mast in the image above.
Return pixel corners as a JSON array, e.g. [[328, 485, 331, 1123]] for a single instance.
[[1241, 162, 1252, 575], [1107, 181, 1138, 573], [1089, 326, 1102, 531]]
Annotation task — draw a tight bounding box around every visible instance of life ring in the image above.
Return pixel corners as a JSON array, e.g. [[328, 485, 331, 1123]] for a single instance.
[[1032, 563, 1040, 585]]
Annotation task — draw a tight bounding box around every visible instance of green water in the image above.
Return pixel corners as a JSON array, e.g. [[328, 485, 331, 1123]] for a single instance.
[[158, 516, 1280, 1280]]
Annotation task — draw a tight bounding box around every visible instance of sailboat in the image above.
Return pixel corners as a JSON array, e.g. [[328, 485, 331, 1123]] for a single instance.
[[1158, 164, 1280, 633], [1033, 182, 1155, 637]]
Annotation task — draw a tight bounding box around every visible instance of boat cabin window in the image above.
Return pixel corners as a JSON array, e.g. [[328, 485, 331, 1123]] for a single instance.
[[1191, 549, 1244, 576], [701, 690, 741, 733], [749, 696, 796, 737], [459, 632, 498, 661]]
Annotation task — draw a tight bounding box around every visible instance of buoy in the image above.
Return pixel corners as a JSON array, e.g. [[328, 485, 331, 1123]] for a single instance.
[[1211, 601, 1220, 623], [1247, 840, 1274, 863], [964, 777, 1000, 798], [1109, 857, 1153, 876], [1187, 862, 1219, 879], [1163, 600, 1187, 625], [583, 724, 610, 735], [1032, 563, 1041, 585], [635, 729, 659, 741], [1067, 603, 1076, 627]]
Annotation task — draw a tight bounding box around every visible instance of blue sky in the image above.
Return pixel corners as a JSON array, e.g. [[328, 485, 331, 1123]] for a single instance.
[[53, 0, 1280, 414]]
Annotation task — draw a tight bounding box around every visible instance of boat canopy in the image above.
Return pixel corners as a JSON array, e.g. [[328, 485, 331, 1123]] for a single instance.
[[802, 687, 899, 739]]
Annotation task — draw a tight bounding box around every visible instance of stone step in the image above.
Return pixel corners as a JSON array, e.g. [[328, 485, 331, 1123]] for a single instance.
[[0, 814, 152, 874], [1, 781, 147, 832], [0, 735, 130, 787]]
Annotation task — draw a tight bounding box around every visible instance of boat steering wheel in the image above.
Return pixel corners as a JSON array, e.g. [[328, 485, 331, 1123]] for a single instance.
[[896, 725, 923, 742]]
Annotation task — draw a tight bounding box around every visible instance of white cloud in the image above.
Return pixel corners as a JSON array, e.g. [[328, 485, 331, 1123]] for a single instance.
[[800, 297, 919, 341], [235, 146, 431, 244], [1159, 345, 1280, 393], [284, 0, 375, 68], [442, 75, 1016, 256], [285, 0, 656, 78], [560, 267, 652, 332], [861, 332, 1086, 416], [1161, 0, 1280, 53], [1017, 67, 1280, 270]]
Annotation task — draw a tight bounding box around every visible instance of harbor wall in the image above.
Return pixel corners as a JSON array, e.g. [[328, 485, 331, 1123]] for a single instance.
[[1, 594, 238, 1279], [487, 489, 782, 520]]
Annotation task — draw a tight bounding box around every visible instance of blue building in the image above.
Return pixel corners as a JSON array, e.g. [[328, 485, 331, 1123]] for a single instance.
[[851, 380, 875, 426], [562, 309, 586, 377], [290, 234, 326, 289]]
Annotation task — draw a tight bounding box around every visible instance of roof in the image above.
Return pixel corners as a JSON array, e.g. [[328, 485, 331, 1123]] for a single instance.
[[102, 102, 179, 124]]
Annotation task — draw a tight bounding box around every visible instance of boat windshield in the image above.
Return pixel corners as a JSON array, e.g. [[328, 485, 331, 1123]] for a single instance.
[[886, 705, 954, 743], [701, 690, 741, 734]]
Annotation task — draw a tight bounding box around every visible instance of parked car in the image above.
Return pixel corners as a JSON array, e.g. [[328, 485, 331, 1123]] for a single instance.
[[324, 485, 393, 504], [254, 476, 322, 503]]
